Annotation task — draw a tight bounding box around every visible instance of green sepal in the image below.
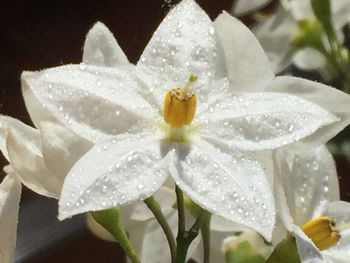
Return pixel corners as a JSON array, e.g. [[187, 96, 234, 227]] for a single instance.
[[225, 241, 266, 263], [311, 0, 336, 40], [266, 235, 301, 263], [91, 208, 140, 263]]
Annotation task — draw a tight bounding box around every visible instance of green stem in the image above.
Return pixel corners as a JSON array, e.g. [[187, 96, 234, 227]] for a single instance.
[[176, 211, 204, 263], [144, 196, 177, 263], [176, 186, 186, 238], [91, 209, 140, 263], [201, 212, 212, 263]]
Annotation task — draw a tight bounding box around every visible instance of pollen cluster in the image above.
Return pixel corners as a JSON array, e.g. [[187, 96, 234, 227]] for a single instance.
[[302, 216, 341, 251], [163, 75, 197, 128]]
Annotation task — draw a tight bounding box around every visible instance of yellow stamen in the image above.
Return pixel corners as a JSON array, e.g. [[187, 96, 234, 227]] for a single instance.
[[163, 75, 197, 129], [302, 216, 341, 251]]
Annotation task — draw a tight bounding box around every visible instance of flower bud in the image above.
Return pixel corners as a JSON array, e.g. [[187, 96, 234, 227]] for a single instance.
[[86, 213, 115, 242], [292, 19, 323, 50], [222, 229, 272, 262]]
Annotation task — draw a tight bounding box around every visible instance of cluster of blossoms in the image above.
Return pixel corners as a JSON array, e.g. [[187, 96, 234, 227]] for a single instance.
[[0, 0, 350, 262]]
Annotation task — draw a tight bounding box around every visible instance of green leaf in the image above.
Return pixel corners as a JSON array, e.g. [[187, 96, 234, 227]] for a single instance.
[[225, 241, 266, 263], [266, 236, 301, 263], [311, 0, 336, 40]]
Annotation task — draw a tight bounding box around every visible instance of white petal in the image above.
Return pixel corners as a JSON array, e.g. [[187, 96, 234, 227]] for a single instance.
[[0, 116, 41, 161], [232, 0, 272, 15], [294, 226, 325, 263], [130, 186, 175, 222], [6, 129, 60, 198], [169, 139, 275, 241], [273, 155, 295, 231], [58, 133, 172, 220], [0, 173, 21, 263], [21, 72, 58, 129], [266, 76, 350, 150], [323, 201, 350, 227], [254, 7, 297, 73], [137, 0, 225, 104], [289, 0, 313, 20], [210, 216, 248, 232], [137, 210, 177, 263], [332, 0, 350, 29], [214, 12, 274, 92], [200, 92, 337, 151], [274, 146, 339, 228], [192, 231, 227, 263], [40, 122, 92, 182], [322, 229, 350, 263], [83, 22, 129, 67], [293, 48, 326, 70], [321, 203, 350, 263], [22, 65, 159, 143]]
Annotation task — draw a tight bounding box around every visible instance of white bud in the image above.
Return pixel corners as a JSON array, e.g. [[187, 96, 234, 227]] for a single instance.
[[221, 229, 272, 259]]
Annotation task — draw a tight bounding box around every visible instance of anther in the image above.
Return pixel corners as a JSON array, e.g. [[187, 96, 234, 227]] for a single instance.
[[302, 216, 341, 251], [163, 75, 197, 128]]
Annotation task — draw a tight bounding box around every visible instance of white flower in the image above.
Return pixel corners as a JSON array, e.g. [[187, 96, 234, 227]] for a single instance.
[[274, 146, 350, 263], [20, 0, 350, 240], [0, 167, 21, 263], [0, 116, 92, 198], [255, 0, 350, 72], [231, 0, 272, 16]]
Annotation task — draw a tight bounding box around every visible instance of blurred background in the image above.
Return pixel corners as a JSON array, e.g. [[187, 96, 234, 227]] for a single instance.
[[0, 0, 348, 262]]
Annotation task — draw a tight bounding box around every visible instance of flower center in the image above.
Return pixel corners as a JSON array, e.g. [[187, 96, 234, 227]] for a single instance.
[[302, 216, 341, 251], [163, 75, 197, 129]]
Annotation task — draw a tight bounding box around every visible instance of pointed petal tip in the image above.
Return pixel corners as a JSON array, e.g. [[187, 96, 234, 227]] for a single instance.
[[88, 21, 110, 34]]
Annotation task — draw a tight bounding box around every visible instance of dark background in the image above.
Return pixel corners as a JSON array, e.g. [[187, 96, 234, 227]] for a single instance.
[[0, 0, 348, 262]]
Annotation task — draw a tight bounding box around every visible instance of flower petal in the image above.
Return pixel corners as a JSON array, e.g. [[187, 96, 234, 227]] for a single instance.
[[0, 116, 41, 161], [294, 226, 325, 263], [21, 72, 58, 129], [274, 146, 339, 228], [232, 0, 272, 15], [58, 133, 172, 220], [137, 0, 226, 103], [322, 229, 350, 263], [83, 22, 129, 67], [130, 186, 175, 222], [137, 210, 178, 263], [40, 122, 92, 181], [332, 0, 350, 29], [214, 12, 274, 92], [293, 48, 326, 70], [321, 202, 350, 262], [0, 172, 21, 263], [22, 65, 159, 143], [200, 92, 337, 151], [254, 7, 297, 73], [323, 201, 350, 227], [289, 0, 313, 20], [6, 129, 60, 198], [169, 139, 275, 241], [266, 76, 350, 150]]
